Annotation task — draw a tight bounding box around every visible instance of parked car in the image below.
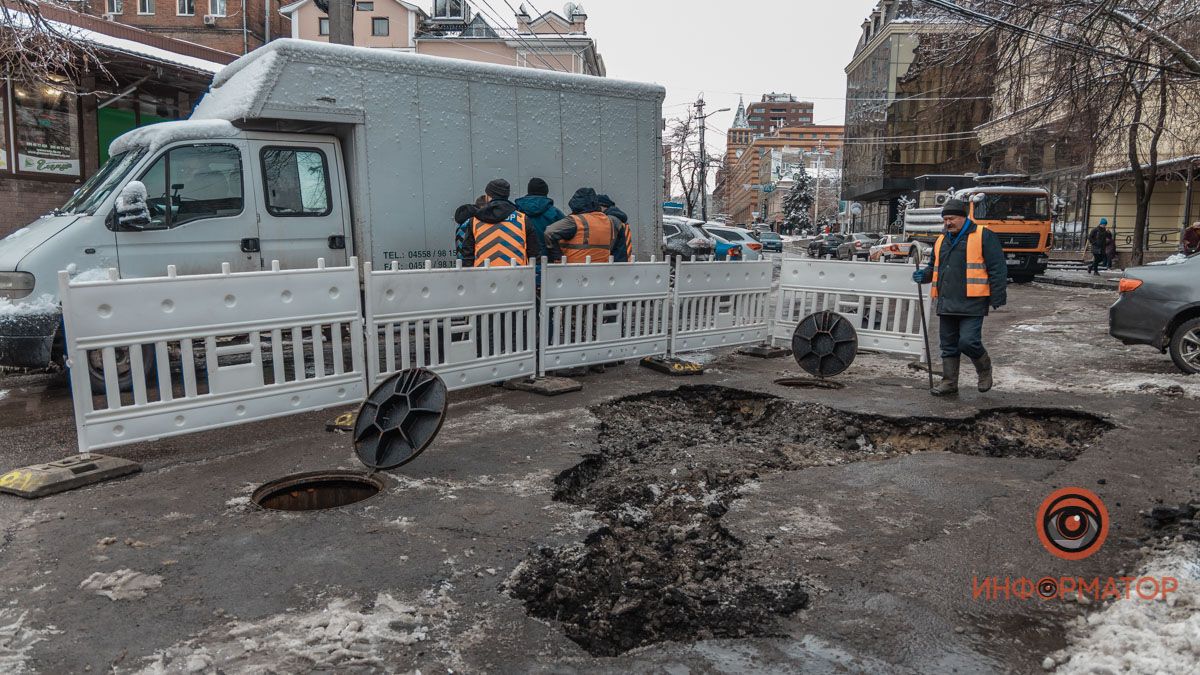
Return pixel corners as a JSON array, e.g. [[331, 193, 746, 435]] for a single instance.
[[662, 216, 715, 260], [835, 232, 883, 260], [1109, 253, 1200, 374], [704, 225, 764, 261], [756, 230, 784, 253], [807, 234, 845, 259]]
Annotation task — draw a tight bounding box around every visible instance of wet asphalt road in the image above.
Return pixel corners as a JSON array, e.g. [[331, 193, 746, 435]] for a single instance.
[[0, 276, 1197, 673]]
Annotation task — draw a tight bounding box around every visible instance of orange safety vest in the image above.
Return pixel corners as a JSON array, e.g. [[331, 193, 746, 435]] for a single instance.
[[472, 212, 528, 267], [562, 212, 615, 264], [932, 225, 990, 298], [621, 221, 634, 262]]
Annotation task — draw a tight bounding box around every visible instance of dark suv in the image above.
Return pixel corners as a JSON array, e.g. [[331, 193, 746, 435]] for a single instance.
[[807, 234, 845, 259], [1109, 254, 1200, 374]]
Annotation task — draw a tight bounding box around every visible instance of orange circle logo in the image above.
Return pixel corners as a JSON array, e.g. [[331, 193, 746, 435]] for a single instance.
[[1037, 488, 1108, 560]]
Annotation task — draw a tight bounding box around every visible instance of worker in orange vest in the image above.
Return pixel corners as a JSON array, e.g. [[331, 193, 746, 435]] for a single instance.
[[597, 194, 635, 263], [459, 179, 539, 268], [544, 188, 627, 263], [913, 198, 1008, 396]]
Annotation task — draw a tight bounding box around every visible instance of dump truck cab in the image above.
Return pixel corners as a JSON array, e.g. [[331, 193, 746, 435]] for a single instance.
[[954, 185, 1052, 283]]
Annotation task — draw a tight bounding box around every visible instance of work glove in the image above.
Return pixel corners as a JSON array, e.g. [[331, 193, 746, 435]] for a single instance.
[[912, 269, 926, 284], [991, 300, 1005, 310]]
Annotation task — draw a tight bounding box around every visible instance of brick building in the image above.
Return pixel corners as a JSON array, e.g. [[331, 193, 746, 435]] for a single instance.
[[745, 93, 814, 135], [1, 5, 233, 235], [722, 125, 845, 226], [53, 0, 291, 54]]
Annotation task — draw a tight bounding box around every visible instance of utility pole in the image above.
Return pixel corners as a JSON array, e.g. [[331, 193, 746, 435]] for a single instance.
[[695, 96, 707, 221], [805, 143, 832, 230], [328, 0, 353, 46]]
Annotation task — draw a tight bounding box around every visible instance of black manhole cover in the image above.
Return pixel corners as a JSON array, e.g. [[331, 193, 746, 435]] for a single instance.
[[774, 377, 845, 390], [353, 368, 448, 470], [791, 311, 858, 379], [252, 471, 383, 512]]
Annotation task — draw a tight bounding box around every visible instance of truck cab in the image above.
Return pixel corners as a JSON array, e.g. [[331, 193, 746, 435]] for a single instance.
[[0, 120, 351, 370], [955, 186, 1052, 283]]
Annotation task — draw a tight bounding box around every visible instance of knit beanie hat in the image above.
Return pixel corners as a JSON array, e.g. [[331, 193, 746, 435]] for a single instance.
[[527, 177, 549, 196], [485, 179, 510, 201], [941, 198, 968, 218]]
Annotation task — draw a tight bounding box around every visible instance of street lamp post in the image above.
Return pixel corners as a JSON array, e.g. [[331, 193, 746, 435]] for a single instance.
[[804, 144, 833, 231], [694, 96, 731, 222]]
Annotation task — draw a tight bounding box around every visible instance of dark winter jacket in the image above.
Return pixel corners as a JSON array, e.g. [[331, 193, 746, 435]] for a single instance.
[[1088, 226, 1114, 254], [916, 221, 1008, 316], [458, 199, 539, 267], [453, 204, 477, 260], [514, 195, 565, 259], [544, 188, 626, 262], [1183, 227, 1200, 255]]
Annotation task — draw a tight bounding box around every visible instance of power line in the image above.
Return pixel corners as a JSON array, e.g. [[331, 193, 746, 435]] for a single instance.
[[468, 0, 570, 72], [520, 0, 592, 71]]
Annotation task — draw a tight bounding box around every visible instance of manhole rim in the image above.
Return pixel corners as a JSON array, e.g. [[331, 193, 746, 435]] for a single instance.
[[251, 470, 385, 512], [773, 377, 846, 390]]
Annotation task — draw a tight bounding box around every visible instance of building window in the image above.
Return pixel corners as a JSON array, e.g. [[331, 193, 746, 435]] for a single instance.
[[138, 0, 154, 13], [137, 145, 243, 229], [318, 17, 329, 35], [434, 0, 464, 19], [260, 147, 331, 216], [371, 17, 389, 36], [356, 1, 373, 9], [208, 0, 225, 15], [105, 0, 123, 13], [11, 81, 81, 177], [177, 0, 193, 15]]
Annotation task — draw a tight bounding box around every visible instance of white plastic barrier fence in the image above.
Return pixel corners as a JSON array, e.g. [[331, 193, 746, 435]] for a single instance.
[[539, 258, 672, 376], [364, 261, 537, 391], [773, 257, 931, 359], [670, 258, 774, 355], [61, 259, 367, 453]]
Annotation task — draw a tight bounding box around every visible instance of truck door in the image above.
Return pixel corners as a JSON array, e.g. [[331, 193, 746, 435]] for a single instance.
[[250, 141, 349, 269], [115, 142, 261, 277]]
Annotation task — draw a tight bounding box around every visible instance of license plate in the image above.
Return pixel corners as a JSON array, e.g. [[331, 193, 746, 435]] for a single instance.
[[1005, 259, 1020, 266]]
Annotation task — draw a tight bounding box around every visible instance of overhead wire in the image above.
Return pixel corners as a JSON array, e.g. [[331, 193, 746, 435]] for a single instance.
[[467, 0, 570, 72]]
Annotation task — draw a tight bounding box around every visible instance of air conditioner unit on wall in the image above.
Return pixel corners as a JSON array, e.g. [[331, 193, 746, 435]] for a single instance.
[[203, 14, 218, 25], [934, 193, 949, 206]]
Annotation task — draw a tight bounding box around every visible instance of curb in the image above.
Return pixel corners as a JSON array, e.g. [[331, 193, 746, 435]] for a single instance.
[[1033, 276, 1118, 291]]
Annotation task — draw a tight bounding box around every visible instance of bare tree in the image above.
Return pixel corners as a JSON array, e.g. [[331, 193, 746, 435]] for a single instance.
[[668, 112, 703, 219], [913, 0, 1200, 265], [0, 0, 109, 87]]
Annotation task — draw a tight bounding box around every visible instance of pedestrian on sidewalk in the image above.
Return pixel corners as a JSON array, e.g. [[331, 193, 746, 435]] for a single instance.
[[459, 179, 538, 268], [1183, 221, 1200, 256], [1105, 234, 1120, 270], [1087, 219, 1113, 275], [514, 177, 565, 259], [913, 198, 1008, 396]]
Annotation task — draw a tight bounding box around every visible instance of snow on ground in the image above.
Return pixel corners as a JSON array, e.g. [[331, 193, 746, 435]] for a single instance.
[[0, 609, 60, 673], [0, 295, 57, 317], [0, 390, 7, 402], [130, 585, 456, 674], [79, 569, 163, 601], [1047, 542, 1200, 673]]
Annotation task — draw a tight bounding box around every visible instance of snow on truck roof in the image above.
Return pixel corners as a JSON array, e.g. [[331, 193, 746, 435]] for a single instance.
[[954, 186, 1051, 197], [195, 39, 664, 122]]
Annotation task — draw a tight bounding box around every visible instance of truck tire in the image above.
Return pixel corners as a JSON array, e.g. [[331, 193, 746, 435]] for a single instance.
[[1169, 318, 1200, 375], [1010, 274, 1035, 284], [87, 345, 157, 394]]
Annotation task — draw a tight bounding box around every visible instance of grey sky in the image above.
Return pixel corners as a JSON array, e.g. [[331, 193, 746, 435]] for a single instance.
[[579, 0, 880, 148]]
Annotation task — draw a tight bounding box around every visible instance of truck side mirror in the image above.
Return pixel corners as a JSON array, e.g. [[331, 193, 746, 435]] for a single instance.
[[114, 181, 155, 231]]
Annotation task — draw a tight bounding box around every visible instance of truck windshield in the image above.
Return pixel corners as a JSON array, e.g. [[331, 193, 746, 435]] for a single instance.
[[58, 148, 147, 215], [972, 194, 1050, 221]]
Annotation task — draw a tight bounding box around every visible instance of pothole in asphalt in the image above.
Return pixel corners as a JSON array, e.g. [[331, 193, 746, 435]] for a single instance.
[[252, 471, 383, 511], [507, 385, 1111, 657]]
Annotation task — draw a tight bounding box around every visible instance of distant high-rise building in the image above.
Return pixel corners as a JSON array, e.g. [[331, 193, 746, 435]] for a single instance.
[[746, 93, 814, 134]]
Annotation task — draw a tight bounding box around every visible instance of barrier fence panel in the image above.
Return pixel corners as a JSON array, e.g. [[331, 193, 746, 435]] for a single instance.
[[773, 258, 931, 360], [61, 259, 367, 454], [364, 261, 537, 390], [539, 259, 672, 376], [670, 259, 773, 355]]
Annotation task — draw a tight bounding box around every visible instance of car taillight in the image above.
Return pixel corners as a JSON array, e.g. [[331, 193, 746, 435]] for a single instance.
[[748, 243, 762, 251], [1118, 278, 1143, 293]]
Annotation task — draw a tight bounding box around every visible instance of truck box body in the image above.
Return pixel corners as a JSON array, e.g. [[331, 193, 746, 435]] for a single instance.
[[193, 39, 667, 269]]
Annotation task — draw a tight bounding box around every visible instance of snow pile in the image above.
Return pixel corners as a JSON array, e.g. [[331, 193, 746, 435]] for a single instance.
[[109, 120, 239, 157], [0, 609, 61, 673], [79, 569, 163, 600], [4, 228, 30, 241], [0, 391, 7, 401], [133, 586, 456, 673], [1147, 254, 1191, 266], [1047, 542, 1200, 673], [0, 295, 57, 317]]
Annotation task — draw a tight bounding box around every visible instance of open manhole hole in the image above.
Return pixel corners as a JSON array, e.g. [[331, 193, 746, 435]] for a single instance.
[[775, 377, 845, 390], [252, 471, 384, 512]]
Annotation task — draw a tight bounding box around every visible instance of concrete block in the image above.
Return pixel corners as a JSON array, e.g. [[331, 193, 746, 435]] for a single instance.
[[0, 454, 141, 499], [502, 377, 584, 396], [738, 345, 793, 359]]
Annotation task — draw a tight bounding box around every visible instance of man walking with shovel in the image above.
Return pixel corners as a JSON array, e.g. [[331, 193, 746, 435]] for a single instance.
[[912, 198, 1008, 396]]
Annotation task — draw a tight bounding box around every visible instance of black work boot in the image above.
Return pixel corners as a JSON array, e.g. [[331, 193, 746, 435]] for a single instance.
[[931, 357, 960, 396], [972, 353, 994, 393]]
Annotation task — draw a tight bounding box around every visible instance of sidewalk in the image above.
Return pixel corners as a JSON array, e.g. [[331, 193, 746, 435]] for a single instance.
[[1035, 268, 1121, 290]]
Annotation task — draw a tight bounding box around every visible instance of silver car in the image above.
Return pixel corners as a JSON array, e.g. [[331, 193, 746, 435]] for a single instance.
[[1109, 253, 1200, 374]]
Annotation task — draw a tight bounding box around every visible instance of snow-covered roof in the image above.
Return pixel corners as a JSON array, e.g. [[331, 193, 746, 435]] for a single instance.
[[109, 119, 239, 156], [1086, 156, 1200, 182], [1, 9, 225, 74], [954, 186, 1051, 197], [201, 39, 662, 121]]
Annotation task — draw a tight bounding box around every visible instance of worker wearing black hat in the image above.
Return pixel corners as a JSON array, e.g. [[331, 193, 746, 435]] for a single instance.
[[912, 197, 1008, 396], [458, 179, 539, 268]]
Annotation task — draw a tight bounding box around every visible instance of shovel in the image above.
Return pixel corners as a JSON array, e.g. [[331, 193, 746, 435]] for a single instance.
[[912, 246, 935, 391]]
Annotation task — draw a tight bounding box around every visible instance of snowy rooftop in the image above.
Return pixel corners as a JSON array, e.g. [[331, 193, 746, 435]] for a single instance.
[[1, 9, 227, 74]]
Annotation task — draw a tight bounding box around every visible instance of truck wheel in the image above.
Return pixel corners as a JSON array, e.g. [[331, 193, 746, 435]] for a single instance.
[[1010, 274, 1035, 284], [1169, 318, 1200, 375], [87, 345, 157, 395]]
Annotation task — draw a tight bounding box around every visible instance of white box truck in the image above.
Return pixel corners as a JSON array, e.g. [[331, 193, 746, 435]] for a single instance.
[[0, 39, 666, 373]]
